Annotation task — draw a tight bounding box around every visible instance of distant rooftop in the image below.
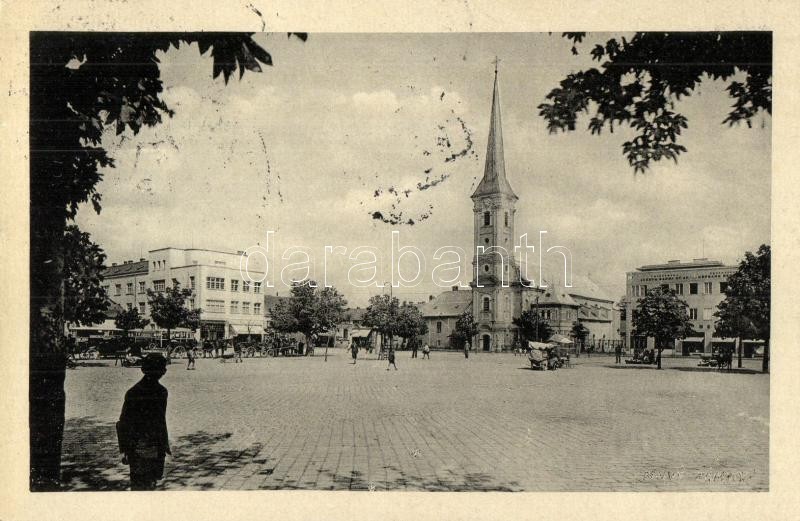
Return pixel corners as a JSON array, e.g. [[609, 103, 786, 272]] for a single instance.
[[421, 289, 473, 318], [102, 259, 149, 278], [637, 258, 729, 272]]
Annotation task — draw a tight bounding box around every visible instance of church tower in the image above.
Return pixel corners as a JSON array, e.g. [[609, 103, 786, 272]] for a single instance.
[[471, 61, 521, 352]]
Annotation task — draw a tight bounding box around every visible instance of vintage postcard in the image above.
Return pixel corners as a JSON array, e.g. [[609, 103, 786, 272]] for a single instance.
[[2, 1, 798, 520]]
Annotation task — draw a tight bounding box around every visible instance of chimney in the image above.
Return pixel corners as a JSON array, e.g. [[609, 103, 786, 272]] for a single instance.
[[667, 260, 680, 264], [139, 258, 145, 262], [452, 285, 459, 291], [693, 258, 708, 262], [112, 263, 117, 266]]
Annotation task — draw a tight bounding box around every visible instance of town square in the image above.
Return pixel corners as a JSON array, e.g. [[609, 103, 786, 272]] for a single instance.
[[19, 26, 774, 502], [61, 350, 767, 492]]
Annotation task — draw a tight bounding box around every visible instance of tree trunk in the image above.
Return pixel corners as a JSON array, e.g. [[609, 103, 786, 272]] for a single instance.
[[30, 225, 67, 491], [737, 336, 743, 369], [656, 347, 663, 369], [762, 339, 769, 374]]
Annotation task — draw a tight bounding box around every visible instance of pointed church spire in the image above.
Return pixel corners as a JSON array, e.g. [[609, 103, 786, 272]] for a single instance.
[[472, 59, 517, 200]]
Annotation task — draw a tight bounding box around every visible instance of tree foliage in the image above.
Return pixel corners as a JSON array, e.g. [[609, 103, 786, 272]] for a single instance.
[[62, 225, 110, 326], [570, 321, 589, 344], [714, 244, 770, 372], [513, 309, 554, 343], [632, 286, 693, 368], [29, 32, 304, 488], [269, 280, 348, 348], [452, 310, 480, 348], [114, 308, 150, 337], [362, 294, 401, 343], [539, 32, 772, 173], [395, 302, 428, 346], [146, 287, 201, 338]]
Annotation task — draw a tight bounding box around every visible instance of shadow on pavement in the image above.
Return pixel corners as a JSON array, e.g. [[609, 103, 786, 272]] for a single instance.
[[670, 366, 763, 375], [305, 467, 520, 491], [602, 364, 658, 370], [61, 416, 260, 491]]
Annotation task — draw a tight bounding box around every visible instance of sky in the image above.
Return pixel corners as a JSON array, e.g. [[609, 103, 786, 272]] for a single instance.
[[75, 33, 772, 307]]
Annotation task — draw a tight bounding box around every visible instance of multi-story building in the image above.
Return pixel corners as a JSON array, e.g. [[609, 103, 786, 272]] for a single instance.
[[101, 247, 267, 340], [623, 258, 738, 355]]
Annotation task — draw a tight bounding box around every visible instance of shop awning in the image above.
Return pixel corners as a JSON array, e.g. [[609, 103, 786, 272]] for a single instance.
[[350, 328, 373, 338], [229, 324, 265, 336], [548, 334, 573, 344]]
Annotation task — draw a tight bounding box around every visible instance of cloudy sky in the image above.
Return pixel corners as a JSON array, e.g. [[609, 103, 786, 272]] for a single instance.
[[75, 33, 771, 306]]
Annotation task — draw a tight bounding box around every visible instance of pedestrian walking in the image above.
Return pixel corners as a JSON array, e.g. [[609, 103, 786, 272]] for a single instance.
[[234, 340, 243, 363], [350, 340, 358, 364], [116, 353, 171, 491], [386, 347, 398, 370], [411, 341, 418, 359], [422, 343, 430, 359], [186, 344, 196, 370], [464, 341, 470, 359], [614, 343, 622, 364]]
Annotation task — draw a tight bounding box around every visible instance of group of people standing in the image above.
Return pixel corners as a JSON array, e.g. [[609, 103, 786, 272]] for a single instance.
[[349, 340, 431, 369]]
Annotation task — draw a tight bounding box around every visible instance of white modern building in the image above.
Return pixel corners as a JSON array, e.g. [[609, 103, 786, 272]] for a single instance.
[[101, 247, 267, 340]]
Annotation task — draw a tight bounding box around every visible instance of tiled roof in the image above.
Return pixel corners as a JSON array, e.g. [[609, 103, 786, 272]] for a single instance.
[[538, 287, 579, 307], [103, 260, 149, 278], [421, 290, 473, 318], [568, 276, 612, 303]]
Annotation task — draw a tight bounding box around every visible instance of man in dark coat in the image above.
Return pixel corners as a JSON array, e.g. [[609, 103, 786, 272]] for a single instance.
[[117, 353, 171, 490]]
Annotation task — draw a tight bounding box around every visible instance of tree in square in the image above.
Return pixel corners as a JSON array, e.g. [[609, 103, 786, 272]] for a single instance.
[[714, 244, 770, 373], [452, 310, 480, 350], [114, 307, 150, 343], [269, 280, 348, 357], [570, 321, 590, 353], [395, 302, 429, 350], [513, 309, 554, 344], [632, 286, 694, 369], [362, 294, 401, 352], [146, 286, 201, 357]]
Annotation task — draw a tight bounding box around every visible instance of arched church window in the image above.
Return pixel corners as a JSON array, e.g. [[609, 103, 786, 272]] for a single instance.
[[483, 211, 490, 226], [484, 265, 490, 273], [505, 212, 509, 227], [483, 297, 490, 312]]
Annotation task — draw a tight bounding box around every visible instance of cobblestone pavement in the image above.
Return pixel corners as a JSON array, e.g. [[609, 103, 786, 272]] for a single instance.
[[61, 351, 768, 491]]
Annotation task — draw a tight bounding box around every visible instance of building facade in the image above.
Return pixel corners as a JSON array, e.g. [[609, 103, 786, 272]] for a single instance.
[[101, 247, 267, 340], [623, 259, 738, 355], [421, 67, 615, 351]]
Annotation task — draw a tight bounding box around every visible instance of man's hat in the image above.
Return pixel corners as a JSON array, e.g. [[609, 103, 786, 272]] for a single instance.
[[141, 353, 168, 374]]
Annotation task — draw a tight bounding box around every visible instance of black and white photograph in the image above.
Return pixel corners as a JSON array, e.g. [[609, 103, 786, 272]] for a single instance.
[[3, 1, 798, 519]]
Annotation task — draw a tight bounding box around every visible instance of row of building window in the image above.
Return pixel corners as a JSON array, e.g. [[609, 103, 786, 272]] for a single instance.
[[204, 300, 263, 315], [688, 307, 715, 321], [632, 281, 726, 297], [125, 302, 147, 314], [206, 277, 262, 293]]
